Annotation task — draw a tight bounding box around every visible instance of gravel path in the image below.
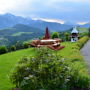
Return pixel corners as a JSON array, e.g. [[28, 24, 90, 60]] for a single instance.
[[80, 40, 90, 74]]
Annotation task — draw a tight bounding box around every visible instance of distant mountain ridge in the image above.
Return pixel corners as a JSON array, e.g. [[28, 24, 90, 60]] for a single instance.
[[0, 13, 89, 47], [0, 13, 73, 31], [0, 13, 30, 29], [29, 20, 72, 32], [79, 23, 90, 28]]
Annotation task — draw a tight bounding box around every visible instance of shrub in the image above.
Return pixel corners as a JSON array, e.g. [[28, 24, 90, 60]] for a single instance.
[[0, 46, 8, 54], [51, 32, 59, 39], [64, 32, 70, 41], [11, 47, 71, 90], [69, 62, 90, 88], [11, 47, 90, 90], [77, 36, 89, 49], [15, 41, 23, 50], [11, 45, 16, 51], [23, 43, 29, 49]]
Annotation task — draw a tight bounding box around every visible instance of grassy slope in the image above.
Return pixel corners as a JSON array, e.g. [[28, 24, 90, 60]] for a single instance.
[[77, 27, 89, 33], [0, 48, 35, 90], [0, 42, 88, 90], [58, 42, 75, 57], [58, 42, 89, 77]]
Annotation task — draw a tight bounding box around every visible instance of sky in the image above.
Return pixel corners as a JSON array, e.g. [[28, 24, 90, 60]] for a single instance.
[[0, 0, 90, 24]]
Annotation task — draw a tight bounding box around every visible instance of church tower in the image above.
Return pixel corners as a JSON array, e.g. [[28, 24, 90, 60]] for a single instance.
[[71, 27, 79, 42]]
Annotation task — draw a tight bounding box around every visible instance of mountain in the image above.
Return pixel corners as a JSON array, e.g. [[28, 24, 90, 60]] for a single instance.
[[0, 24, 44, 46], [29, 20, 72, 32], [0, 13, 74, 46], [13, 24, 43, 33], [0, 13, 73, 31], [0, 13, 31, 29], [80, 23, 90, 28]]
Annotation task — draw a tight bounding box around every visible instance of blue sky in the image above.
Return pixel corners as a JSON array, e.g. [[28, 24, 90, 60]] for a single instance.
[[0, 0, 90, 24]]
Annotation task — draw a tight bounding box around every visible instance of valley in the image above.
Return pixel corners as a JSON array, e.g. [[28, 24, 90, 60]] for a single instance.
[[0, 13, 90, 90]]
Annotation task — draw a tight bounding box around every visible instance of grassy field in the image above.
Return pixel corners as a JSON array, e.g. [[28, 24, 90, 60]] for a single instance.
[[0, 41, 89, 90], [0, 48, 36, 90], [58, 42, 76, 57], [77, 27, 89, 33]]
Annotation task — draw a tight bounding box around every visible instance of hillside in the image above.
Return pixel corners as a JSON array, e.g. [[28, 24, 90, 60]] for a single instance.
[[0, 24, 44, 46], [77, 27, 89, 33], [0, 48, 35, 90], [0, 40, 89, 90]]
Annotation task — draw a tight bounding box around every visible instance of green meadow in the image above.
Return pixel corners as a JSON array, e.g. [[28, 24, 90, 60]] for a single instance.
[[0, 39, 89, 89], [0, 48, 35, 90], [77, 27, 89, 33]]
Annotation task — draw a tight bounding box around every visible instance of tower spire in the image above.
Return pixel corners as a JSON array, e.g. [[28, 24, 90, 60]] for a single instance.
[[44, 27, 50, 39]]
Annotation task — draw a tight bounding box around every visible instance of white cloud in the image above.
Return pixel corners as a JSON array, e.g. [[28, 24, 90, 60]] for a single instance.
[[0, 0, 89, 14], [0, 0, 13, 13], [0, 0, 32, 14], [32, 18, 65, 24], [0, 0, 90, 22], [77, 22, 89, 25]]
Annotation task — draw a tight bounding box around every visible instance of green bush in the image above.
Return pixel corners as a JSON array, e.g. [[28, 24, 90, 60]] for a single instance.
[[77, 36, 89, 49], [69, 36, 90, 88], [51, 32, 59, 39], [64, 32, 70, 41], [69, 69, 90, 89], [11, 45, 16, 51], [11, 48, 71, 90], [0, 46, 8, 54], [15, 41, 23, 50], [10, 47, 90, 90], [23, 43, 29, 49], [69, 62, 90, 88]]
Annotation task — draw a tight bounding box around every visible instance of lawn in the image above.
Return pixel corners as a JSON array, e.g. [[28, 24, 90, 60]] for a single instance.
[[0, 48, 35, 90], [0, 41, 89, 90], [57, 42, 76, 57]]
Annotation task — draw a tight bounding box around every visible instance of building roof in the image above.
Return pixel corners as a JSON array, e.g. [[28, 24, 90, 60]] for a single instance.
[[71, 27, 78, 34], [41, 39, 56, 42]]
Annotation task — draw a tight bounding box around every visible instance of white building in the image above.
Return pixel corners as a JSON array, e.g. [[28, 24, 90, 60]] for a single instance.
[[71, 27, 79, 42]]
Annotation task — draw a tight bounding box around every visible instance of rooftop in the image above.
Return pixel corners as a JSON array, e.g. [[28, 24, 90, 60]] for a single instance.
[[71, 27, 78, 34]]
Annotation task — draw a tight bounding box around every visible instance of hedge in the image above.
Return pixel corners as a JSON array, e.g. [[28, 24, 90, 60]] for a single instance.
[[77, 36, 89, 49]]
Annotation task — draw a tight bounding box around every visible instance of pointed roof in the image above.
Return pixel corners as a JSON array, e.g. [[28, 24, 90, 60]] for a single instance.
[[44, 27, 50, 39], [71, 27, 78, 34]]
